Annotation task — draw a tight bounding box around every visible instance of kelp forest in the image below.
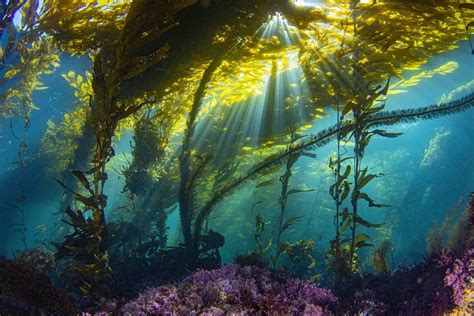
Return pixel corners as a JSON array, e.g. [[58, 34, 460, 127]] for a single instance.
[[0, 0, 473, 314]]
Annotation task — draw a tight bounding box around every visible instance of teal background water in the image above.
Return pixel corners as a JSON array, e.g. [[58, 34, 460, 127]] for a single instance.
[[0, 40, 472, 275]]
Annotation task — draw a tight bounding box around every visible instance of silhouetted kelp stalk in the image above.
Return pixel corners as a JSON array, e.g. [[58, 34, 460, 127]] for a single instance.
[[178, 37, 244, 253], [10, 138, 28, 251], [0, 1, 61, 253], [304, 176, 326, 237], [327, 107, 353, 285], [3, 39, 59, 252], [54, 119, 95, 216], [344, 79, 396, 275], [324, 15, 354, 285], [270, 133, 316, 268], [246, 145, 319, 271], [337, 2, 395, 276]]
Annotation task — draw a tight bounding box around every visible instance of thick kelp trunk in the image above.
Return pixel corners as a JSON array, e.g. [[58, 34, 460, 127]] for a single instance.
[[53, 0, 198, 298]]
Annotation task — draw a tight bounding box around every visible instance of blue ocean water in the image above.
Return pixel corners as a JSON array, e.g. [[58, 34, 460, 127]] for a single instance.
[[0, 39, 473, 278]]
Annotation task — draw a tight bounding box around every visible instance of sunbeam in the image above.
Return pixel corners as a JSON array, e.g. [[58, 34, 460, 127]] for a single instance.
[[192, 13, 325, 161]]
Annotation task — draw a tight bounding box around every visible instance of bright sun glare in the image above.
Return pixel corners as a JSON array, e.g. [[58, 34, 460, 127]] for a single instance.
[[292, 0, 323, 8], [12, 0, 45, 28]]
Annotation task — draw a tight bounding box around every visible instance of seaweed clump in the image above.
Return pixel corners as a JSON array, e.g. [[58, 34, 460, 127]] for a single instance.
[[334, 194, 474, 315], [0, 253, 79, 314], [123, 111, 168, 197], [336, 256, 453, 315]]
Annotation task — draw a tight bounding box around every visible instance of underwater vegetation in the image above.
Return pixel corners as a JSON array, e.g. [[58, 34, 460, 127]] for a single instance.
[[0, 0, 474, 314], [106, 264, 336, 315], [1, 193, 472, 314], [0, 250, 79, 314]]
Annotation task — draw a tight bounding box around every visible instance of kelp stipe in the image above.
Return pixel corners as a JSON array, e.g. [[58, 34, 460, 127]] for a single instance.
[[270, 133, 315, 268], [367, 92, 474, 126], [343, 80, 394, 277], [184, 91, 474, 230], [0, 9, 60, 253], [323, 1, 396, 282], [245, 92, 474, 179], [327, 125, 353, 285], [177, 37, 244, 254]]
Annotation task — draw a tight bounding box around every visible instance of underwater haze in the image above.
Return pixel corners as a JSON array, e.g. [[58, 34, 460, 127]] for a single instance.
[[0, 0, 473, 314]]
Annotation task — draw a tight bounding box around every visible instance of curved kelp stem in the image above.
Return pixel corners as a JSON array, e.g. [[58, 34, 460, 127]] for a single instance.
[[366, 93, 474, 126], [178, 37, 244, 251], [195, 92, 474, 223]]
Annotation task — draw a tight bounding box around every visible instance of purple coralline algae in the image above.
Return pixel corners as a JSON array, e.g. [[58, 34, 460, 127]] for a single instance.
[[118, 264, 335, 315]]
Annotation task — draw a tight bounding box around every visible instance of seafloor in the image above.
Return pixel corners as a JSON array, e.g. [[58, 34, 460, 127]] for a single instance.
[[0, 195, 472, 314]]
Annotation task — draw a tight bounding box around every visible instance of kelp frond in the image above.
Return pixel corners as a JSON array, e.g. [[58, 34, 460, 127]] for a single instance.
[[263, 92, 474, 170], [195, 93, 474, 223], [367, 92, 474, 126]]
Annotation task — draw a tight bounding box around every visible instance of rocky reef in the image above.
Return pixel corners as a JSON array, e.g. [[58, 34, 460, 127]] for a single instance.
[[1, 195, 472, 315], [101, 264, 336, 315], [0, 252, 79, 314]]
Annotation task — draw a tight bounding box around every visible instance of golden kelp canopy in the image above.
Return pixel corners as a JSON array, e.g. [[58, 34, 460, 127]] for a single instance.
[[12, 0, 467, 176], [293, 0, 466, 102], [35, 0, 133, 53], [170, 0, 467, 164]]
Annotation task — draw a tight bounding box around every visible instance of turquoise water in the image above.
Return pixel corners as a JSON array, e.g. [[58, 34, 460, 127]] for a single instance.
[[1, 41, 472, 272], [1, 2, 474, 313]]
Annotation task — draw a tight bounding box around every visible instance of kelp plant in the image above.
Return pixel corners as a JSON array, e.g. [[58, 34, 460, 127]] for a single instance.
[[0, 0, 60, 253], [270, 133, 316, 269], [53, 0, 198, 298], [2, 0, 474, 304], [241, 133, 318, 271], [121, 109, 172, 253], [177, 36, 244, 258]]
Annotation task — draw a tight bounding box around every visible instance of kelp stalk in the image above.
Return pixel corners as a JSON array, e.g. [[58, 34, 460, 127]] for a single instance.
[[273, 134, 297, 268], [178, 37, 244, 251], [194, 92, 474, 229]]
